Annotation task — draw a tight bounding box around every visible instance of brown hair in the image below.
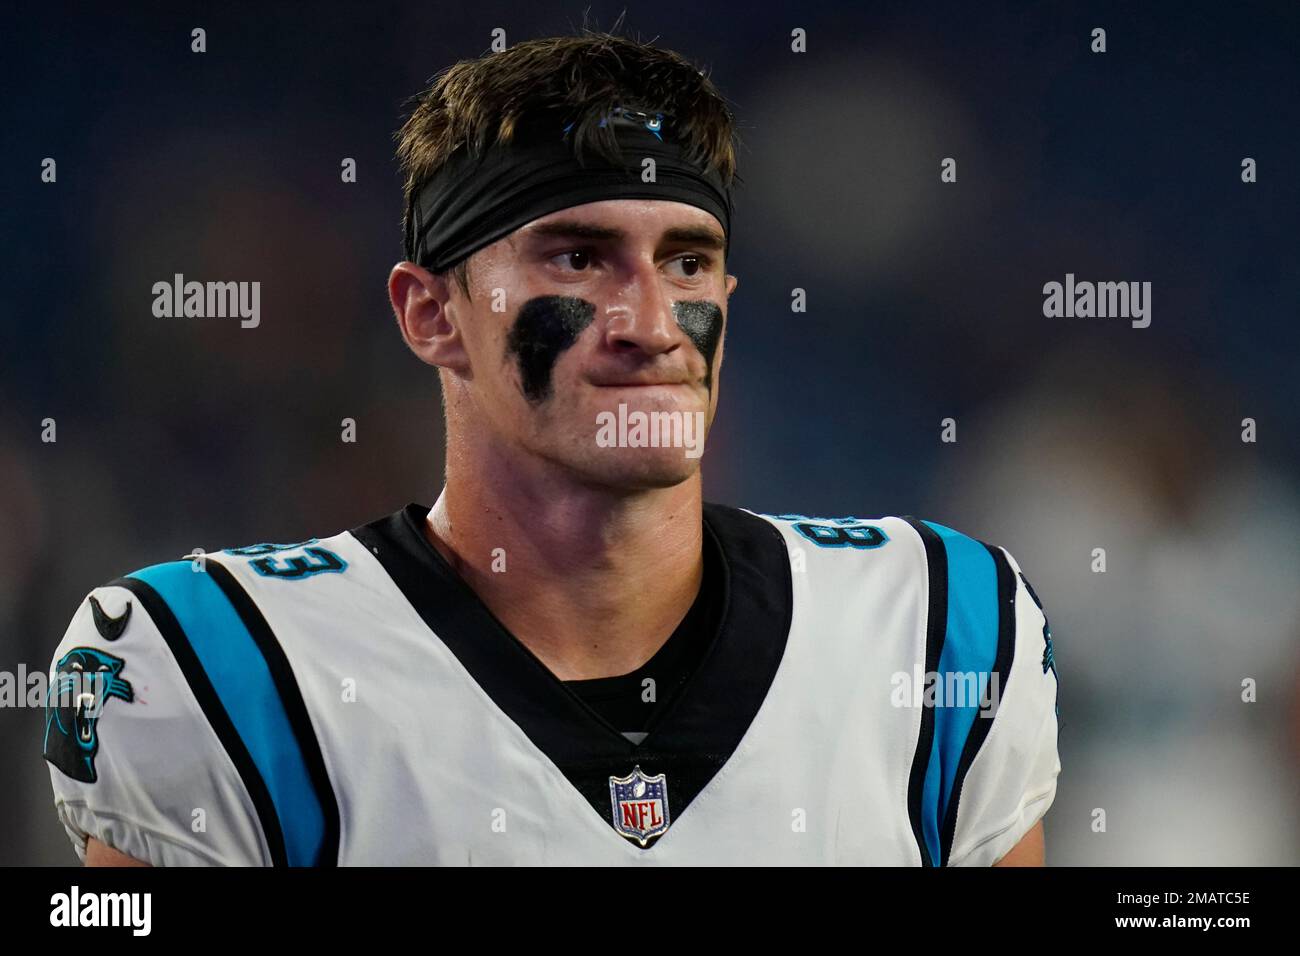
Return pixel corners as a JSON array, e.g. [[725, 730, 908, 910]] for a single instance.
[[395, 28, 741, 293]]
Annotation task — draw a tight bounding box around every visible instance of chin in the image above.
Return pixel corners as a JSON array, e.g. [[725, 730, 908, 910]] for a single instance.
[[567, 445, 704, 492]]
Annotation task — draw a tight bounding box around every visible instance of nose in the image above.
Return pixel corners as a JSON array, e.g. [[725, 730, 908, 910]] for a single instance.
[[602, 267, 682, 358]]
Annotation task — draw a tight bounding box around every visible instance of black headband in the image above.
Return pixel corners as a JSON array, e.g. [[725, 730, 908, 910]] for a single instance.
[[408, 106, 734, 273]]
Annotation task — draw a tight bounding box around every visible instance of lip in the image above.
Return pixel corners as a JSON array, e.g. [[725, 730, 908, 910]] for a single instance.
[[588, 375, 695, 388], [592, 381, 692, 388]]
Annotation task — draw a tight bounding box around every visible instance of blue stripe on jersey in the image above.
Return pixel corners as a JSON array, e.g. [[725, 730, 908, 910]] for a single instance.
[[128, 561, 324, 867], [919, 522, 999, 867]]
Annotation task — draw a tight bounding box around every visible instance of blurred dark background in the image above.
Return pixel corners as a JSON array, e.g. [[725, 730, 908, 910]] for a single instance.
[[2, 1, 1297, 865]]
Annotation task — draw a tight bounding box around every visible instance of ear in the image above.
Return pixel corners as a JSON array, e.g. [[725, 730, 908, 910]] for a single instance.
[[725, 273, 739, 298], [388, 261, 469, 373]]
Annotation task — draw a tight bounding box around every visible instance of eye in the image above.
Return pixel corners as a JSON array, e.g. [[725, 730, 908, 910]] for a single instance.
[[549, 250, 594, 272], [667, 254, 710, 279]]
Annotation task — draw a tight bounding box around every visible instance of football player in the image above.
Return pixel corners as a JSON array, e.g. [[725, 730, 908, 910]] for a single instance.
[[45, 32, 1059, 866]]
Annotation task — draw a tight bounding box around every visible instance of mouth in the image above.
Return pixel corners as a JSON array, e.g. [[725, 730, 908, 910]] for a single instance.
[[588, 374, 696, 389], [593, 382, 691, 389], [589, 382, 702, 405]]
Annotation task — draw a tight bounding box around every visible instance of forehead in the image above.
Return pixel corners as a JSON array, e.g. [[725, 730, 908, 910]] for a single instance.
[[510, 199, 726, 247]]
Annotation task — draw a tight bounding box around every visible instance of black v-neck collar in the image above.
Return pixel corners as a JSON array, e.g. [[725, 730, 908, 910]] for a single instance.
[[562, 523, 722, 718], [350, 501, 794, 846]]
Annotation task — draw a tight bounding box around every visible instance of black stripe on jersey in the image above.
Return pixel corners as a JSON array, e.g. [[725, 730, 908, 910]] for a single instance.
[[351, 501, 793, 849], [110, 575, 288, 868], [901, 518, 947, 867], [205, 560, 341, 867], [937, 543, 1017, 867]]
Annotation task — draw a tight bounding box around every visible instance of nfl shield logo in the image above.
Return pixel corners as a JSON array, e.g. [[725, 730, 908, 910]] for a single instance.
[[609, 766, 671, 845]]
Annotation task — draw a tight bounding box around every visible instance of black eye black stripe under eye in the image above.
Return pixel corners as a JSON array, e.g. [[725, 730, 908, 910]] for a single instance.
[[672, 300, 724, 391], [505, 297, 598, 403]]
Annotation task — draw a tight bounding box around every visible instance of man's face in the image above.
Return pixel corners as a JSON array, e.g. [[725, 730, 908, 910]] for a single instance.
[[442, 199, 737, 490]]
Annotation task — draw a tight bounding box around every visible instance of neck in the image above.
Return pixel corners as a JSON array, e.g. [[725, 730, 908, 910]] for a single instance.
[[424, 446, 705, 681]]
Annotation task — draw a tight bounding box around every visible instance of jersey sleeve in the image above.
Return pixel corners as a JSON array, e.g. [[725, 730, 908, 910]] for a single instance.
[[43, 578, 272, 866], [946, 546, 1061, 866]]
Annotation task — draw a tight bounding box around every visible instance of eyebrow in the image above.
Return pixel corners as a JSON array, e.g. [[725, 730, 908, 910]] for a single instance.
[[520, 220, 726, 251]]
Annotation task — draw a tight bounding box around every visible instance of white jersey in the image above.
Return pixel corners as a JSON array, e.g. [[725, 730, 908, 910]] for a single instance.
[[43, 503, 1060, 866]]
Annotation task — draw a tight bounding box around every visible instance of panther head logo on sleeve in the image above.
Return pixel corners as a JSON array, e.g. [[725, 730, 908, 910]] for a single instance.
[[43, 648, 135, 783]]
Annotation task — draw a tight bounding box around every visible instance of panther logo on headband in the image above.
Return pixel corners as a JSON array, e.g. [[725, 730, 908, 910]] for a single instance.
[[564, 106, 665, 141]]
